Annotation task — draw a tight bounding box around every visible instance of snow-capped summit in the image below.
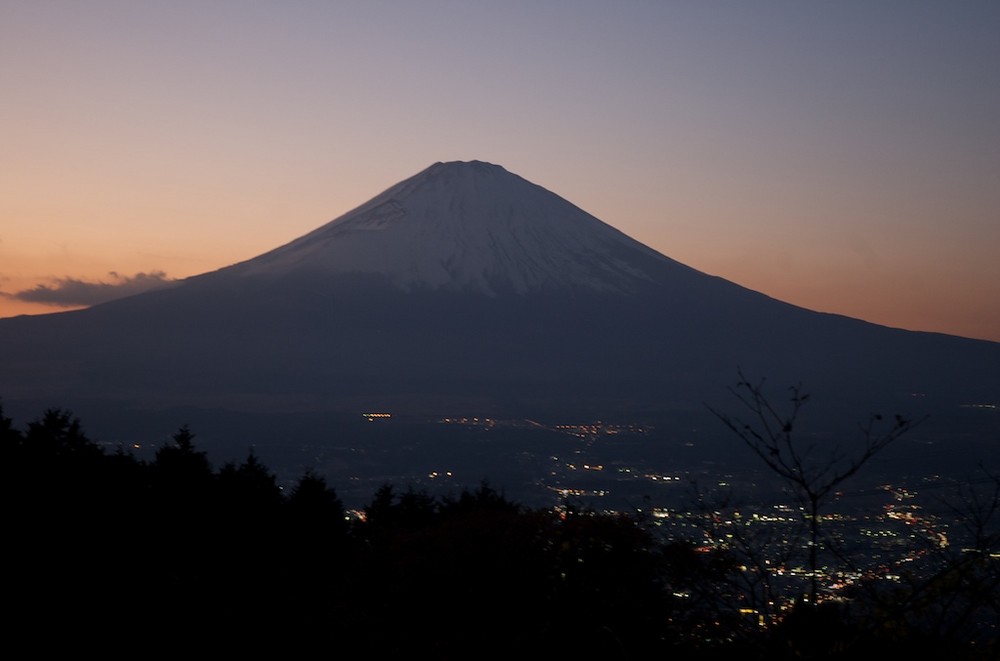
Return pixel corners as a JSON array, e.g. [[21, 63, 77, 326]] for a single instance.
[[227, 160, 677, 295]]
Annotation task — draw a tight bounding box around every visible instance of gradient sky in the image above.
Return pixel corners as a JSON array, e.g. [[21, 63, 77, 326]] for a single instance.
[[2, 2, 998, 342]]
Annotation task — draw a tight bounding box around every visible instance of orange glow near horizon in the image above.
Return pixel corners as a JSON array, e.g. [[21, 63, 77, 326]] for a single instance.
[[2, 3, 998, 343]]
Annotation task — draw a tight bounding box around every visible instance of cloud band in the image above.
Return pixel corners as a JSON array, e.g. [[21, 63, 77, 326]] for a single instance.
[[3, 271, 175, 307]]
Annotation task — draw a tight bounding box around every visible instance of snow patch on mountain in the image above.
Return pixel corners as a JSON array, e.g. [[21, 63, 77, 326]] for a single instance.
[[228, 161, 673, 295]]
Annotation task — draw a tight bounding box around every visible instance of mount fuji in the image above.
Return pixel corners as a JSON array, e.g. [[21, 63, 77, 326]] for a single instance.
[[0, 161, 997, 481]]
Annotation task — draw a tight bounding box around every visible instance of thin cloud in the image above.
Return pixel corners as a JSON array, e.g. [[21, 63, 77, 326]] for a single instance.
[[4, 271, 176, 307]]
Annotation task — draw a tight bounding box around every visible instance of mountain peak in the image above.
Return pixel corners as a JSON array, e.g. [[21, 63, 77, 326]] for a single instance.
[[426, 159, 506, 172], [225, 161, 672, 295]]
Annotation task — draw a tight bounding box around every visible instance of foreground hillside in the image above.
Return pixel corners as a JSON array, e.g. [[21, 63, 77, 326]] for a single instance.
[[4, 403, 996, 658]]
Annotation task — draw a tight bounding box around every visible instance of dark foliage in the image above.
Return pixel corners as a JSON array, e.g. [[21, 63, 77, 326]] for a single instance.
[[1, 401, 996, 658]]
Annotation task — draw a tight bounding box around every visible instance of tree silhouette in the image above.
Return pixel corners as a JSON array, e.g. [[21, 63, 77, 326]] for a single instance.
[[4, 398, 994, 656], [216, 448, 283, 512], [843, 467, 1000, 655], [287, 470, 348, 526], [0, 402, 19, 441], [282, 469, 352, 630], [151, 425, 214, 502], [683, 483, 796, 640], [0, 401, 25, 493], [707, 370, 920, 607], [25, 407, 100, 461]]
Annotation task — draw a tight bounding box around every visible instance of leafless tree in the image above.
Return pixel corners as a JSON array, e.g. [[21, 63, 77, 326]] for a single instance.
[[863, 467, 1000, 647], [685, 482, 802, 632], [706, 369, 921, 606]]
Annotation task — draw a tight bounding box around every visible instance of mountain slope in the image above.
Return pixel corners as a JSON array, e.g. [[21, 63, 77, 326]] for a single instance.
[[223, 160, 679, 295], [0, 161, 997, 447]]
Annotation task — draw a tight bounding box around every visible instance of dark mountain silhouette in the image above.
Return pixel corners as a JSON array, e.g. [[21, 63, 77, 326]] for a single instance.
[[1, 161, 997, 474]]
